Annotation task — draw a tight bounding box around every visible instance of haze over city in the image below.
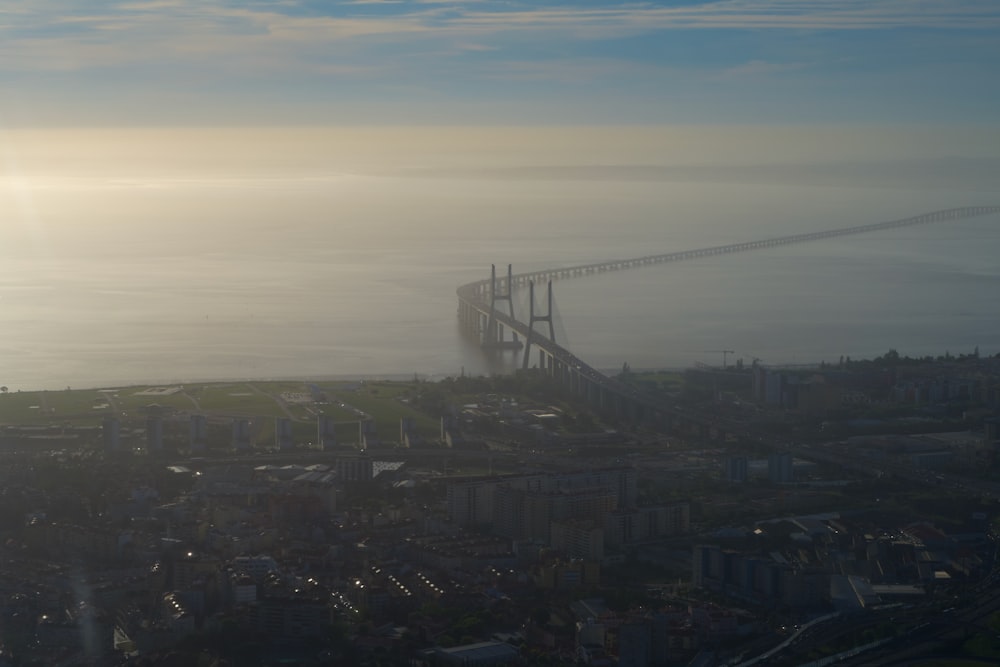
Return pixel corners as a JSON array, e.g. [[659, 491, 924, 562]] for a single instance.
[[1, 0, 998, 390], [4, 2, 1000, 667]]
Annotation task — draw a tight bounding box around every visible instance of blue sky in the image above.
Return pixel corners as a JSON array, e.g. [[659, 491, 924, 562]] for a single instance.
[[1, 0, 999, 125]]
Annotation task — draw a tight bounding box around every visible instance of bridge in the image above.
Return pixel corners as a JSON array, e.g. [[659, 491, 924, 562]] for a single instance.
[[456, 206, 1000, 439]]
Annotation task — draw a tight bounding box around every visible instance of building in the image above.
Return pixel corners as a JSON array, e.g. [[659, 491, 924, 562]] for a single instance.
[[722, 456, 748, 482], [274, 418, 293, 451], [227, 573, 257, 605], [447, 477, 499, 527], [604, 503, 690, 547], [231, 419, 252, 452], [189, 415, 207, 453], [495, 485, 617, 543], [753, 367, 787, 406], [615, 621, 652, 667], [433, 641, 519, 666], [494, 485, 551, 542], [768, 452, 793, 484], [551, 519, 604, 561], [232, 555, 279, 581], [250, 596, 330, 639], [337, 456, 373, 483], [487, 468, 634, 546], [692, 544, 828, 610], [535, 560, 600, 590], [172, 552, 221, 591], [317, 415, 336, 450]]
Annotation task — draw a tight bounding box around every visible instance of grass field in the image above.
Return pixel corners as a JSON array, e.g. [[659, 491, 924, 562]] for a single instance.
[[115, 386, 199, 414], [0, 380, 444, 446], [624, 371, 684, 393], [320, 381, 439, 437], [0, 389, 109, 423], [192, 383, 286, 416]]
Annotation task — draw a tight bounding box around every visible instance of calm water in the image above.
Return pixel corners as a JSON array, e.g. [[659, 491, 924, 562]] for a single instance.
[[2, 168, 999, 390]]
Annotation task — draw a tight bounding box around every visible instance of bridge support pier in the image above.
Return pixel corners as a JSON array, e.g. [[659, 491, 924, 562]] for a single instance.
[[484, 264, 521, 349], [458, 210, 1000, 433], [523, 280, 555, 370]]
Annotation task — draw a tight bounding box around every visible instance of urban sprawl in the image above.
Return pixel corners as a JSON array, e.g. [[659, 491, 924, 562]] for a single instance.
[[1, 351, 1000, 665]]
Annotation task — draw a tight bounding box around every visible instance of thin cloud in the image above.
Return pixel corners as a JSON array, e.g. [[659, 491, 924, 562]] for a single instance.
[[0, 0, 995, 74], [478, 58, 674, 84], [116, 1, 190, 10], [450, 1, 1000, 34], [453, 42, 496, 51], [718, 60, 810, 79]]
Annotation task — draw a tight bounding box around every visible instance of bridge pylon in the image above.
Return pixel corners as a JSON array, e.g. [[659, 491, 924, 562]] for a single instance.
[[522, 280, 555, 369], [483, 264, 521, 349]]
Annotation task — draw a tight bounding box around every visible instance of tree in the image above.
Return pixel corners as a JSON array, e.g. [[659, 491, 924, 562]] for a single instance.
[[0, 386, 7, 394]]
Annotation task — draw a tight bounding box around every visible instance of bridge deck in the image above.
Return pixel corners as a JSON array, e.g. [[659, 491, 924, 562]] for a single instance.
[[456, 206, 1000, 433]]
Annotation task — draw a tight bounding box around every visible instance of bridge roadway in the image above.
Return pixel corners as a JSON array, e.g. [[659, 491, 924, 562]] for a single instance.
[[456, 206, 1000, 438]]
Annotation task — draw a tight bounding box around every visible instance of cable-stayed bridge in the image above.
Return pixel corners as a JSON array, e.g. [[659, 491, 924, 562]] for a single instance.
[[456, 206, 1000, 438]]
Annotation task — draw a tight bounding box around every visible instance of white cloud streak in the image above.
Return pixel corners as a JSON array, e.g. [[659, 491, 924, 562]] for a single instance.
[[0, 0, 995, 74], [450, 0, 1000, 35]]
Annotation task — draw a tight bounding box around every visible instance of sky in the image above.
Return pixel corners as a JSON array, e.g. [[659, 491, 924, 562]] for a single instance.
[[1, 0, 1000, 126]]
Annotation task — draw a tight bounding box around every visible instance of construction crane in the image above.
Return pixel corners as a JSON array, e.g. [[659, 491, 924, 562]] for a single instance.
[[699, 350, 735, 369]]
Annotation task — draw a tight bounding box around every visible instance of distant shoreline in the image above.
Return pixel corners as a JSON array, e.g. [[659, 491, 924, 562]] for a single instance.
[[5, 364, 811, 394]]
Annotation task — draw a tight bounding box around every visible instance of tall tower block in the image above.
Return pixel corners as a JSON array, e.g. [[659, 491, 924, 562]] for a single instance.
[[190, 415, 207, 454], [317, 415, 337, 451], [275, 418, 294, 451], [232, 419, 252, 452]]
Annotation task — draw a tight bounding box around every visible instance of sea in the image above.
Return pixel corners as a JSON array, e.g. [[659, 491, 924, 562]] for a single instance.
[[1, 127, 999, 390]]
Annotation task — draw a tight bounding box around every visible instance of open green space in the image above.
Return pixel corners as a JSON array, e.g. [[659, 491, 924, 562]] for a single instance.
[[244, 382, 314, 421], [251, 380, 314, 395], [1, 378, 449, 447], [114, 386, 199, 414], [43, 389, 111, 417], [0, 389, 108, 423], [0, 391, 58, 423], [313, 404, 364, 422], [318, 381, 439, 437], [188, 383, 286, 416], [622, 370, 685, 392]]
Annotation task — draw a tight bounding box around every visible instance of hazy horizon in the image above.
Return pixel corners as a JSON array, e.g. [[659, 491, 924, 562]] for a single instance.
[[2, 0, 999, 390], [2, 125, 999, 391]]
